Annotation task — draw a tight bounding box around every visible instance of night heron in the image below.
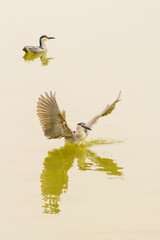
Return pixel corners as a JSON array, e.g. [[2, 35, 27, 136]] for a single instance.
[[37, 91, 121, 144], [23, 35, 55, 53]]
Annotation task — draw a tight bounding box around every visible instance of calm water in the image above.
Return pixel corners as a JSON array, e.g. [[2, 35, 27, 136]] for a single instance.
[[0, 1, 160, 239]]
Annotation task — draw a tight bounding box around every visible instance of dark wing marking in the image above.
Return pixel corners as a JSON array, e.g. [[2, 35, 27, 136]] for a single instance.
[[23, 46, 44, 53]]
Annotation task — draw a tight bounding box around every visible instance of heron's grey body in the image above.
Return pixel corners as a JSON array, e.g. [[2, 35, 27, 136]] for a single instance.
[[23, 35, 55, 53], [37, 91, 121, 144]]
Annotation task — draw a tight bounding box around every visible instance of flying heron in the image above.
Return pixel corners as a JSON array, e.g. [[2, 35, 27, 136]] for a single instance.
[[23, 35, 55, 53], [37, 91, 121, 144]]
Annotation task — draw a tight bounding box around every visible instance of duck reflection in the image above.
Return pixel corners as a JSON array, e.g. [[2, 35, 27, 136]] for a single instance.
[[23, 50, 54, 66], [40, 140, 123, 214]]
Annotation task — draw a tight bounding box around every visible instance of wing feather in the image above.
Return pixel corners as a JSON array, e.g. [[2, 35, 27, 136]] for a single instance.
[[23, 46, 45, 53], [37, 92, 74, 140], [87, 91, 121, 129]]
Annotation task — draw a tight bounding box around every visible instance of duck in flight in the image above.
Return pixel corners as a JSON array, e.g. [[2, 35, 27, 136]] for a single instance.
[[23, 35, 55, 53], [37, 91, 121, 144]]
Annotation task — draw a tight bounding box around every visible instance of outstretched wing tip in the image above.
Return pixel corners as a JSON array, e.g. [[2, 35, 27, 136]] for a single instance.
[[116, 91, 121, 102], [45, 91, 50, 98], [117, 90, 121, 97]]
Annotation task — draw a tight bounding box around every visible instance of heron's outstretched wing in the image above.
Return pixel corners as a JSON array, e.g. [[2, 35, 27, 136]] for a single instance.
[[37, 91, 74, 140], [86, 91, 121, 130]]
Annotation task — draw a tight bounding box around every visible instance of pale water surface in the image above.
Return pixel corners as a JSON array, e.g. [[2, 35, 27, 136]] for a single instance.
[[0, 1, 160, 239]]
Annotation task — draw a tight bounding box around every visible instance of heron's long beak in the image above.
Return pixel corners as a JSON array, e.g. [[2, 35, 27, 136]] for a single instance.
[[82, 125, 91, 131], [48, 37, 55, 39]]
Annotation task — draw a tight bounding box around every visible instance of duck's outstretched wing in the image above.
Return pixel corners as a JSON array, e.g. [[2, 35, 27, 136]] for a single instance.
[[86, 91, 121, 130], [37, 91, 74, 140]]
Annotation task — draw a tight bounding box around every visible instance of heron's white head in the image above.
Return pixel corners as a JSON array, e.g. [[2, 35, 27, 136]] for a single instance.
[[76, 122, 91, 132]]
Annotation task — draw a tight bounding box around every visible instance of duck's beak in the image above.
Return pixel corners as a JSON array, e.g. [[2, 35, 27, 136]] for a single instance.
[[48, 37, 55, 39]]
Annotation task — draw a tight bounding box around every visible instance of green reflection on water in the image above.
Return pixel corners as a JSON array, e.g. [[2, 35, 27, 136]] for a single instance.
[[40, 139, 123, 214], [23, 50, 54, 66]]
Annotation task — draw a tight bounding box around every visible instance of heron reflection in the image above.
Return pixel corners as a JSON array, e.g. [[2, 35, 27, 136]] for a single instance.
[[40, 140, 123, 214], [23, 50, 54, 66]]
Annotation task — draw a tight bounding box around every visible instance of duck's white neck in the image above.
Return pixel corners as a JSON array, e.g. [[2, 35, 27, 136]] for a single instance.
[[40, 40, 47, 50]]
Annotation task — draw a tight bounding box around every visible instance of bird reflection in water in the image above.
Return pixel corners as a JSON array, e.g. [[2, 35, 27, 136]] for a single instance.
[[23, 50, 54, 66], [40, 140, 123, 214]]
